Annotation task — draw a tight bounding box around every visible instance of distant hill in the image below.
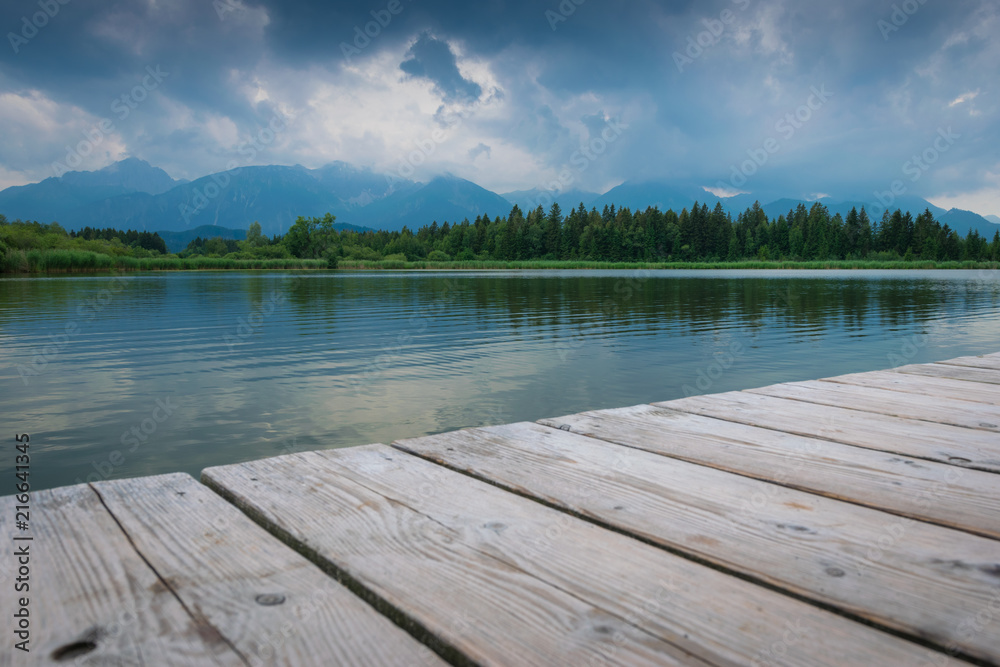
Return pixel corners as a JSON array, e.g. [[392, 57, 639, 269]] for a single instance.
[[154, 225, 247, 253], [0, 158, 185, 224], [591, 181, 704, 213], [351, 174, 514, 231], [984, 214, 1000, 225], [939, 209, 1000, 238], [61, 157, 184, 195], [3, 159, 998, 239]]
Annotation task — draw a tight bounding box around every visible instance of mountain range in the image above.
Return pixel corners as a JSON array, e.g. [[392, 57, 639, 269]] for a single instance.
[[2, 158, 998, 242]]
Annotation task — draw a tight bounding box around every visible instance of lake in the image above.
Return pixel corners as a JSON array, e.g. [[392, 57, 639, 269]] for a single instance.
[[1, 269, 998, 491]]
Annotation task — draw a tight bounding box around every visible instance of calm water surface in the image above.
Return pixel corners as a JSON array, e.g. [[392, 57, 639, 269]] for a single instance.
[[1, 269, 998, 491]]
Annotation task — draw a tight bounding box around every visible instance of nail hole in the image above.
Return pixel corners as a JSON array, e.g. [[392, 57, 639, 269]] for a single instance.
[[52, 640, 98, 661], [255, 593, 286, 606], [825, 567, 846, 578]]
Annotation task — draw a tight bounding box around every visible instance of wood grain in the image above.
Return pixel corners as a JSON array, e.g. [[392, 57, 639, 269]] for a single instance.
[[204, 445, 947, 667], [204, 447, 709, 667], [745, 380, 1000, 431], [395, 422, 1000, 664], [654, 391, 1000, 473], [821, 370, 1000, 406], [539, 404, 1000, 539], [893, 362, 1000, 385], [0, 480, 237, 666], [92, 473, 446, 667], [937, 355, 1000, 371]]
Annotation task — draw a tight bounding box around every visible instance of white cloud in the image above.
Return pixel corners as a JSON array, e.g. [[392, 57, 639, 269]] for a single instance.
[[703, 185, 749, 198], [0, 89, 129, 181], [948, 90, 980, 107]]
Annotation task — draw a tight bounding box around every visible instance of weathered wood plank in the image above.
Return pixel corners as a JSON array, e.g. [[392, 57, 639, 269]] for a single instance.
[[395, 422, 1000, 664], [0, 481, 238, 665], [91, 473, 446, 667], [538, 404, 1000, 539], [894, 362, 1000, 385], [745, 380, 1000, 431], [937, 355, 1000, 371], [653, 391, 1000, 473], [204, 446, 949, 667], [204, 447, 711, 667], [821, 370, 1000, 406]]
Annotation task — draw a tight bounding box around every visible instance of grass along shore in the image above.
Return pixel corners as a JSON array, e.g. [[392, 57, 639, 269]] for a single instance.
[[3, 249, 999, 273], [1, 249, 328, 273], [338, 258, 1000, 271]]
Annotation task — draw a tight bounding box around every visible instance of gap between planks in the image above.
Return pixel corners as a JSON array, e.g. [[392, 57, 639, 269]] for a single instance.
[[394, 421, 1000, 665], [204, 445, 963, 667]]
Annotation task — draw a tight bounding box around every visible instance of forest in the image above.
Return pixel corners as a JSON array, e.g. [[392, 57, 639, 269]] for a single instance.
[[228, 201, 1000, 264], [3, 200, 1000, 272]]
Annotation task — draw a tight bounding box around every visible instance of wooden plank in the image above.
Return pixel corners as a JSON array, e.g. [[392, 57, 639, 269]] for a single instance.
[[204, 447, 711, 667], [937, 355, 1000, 371], [894, 362, 1000, 385], [0, 481, 237, 665], [653, 391, 1000, 473], [821, 370, 1000, 406], [395, 423, 1000, 664], [204, 446, 948, 667], [539, 404, 1000, 539], [745, 380, 1000, 431], [91, 473, 446, 667]]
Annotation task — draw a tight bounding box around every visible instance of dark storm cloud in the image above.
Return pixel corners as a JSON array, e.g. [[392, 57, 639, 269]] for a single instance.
[[400, 33, 481, 103], [0, 0, 997, 210]]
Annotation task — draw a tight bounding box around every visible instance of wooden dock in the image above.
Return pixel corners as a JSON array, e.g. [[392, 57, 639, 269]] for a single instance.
[[4, 353, 1000, 666]]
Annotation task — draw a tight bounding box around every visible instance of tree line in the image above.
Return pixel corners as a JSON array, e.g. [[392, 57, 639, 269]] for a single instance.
[[225, 201, 1000, 264]]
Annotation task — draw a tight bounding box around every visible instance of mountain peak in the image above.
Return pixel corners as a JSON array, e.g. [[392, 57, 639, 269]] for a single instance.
[[58, 158, 181, 196], [101, 157, 153, 171]]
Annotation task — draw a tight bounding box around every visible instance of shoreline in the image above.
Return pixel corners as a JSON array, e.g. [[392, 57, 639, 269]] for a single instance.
[[3, 253, 999, 274], [337, 258, 1000, 271]]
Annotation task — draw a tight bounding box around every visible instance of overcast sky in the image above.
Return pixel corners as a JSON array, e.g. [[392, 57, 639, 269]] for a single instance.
[[1, 0, 997, 214]]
